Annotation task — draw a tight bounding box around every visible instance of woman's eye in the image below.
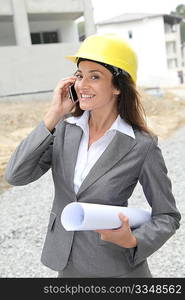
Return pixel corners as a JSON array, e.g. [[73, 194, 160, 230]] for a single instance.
[[91, 75, 99, 80], [75, 74, 82, 79], [75, 74, 99, 80]]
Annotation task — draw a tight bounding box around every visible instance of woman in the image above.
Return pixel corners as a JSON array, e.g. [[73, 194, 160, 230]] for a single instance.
[[5, 33, 181, 278]]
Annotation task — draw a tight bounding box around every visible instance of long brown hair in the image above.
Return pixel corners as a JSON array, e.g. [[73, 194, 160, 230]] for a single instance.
[[71, 71, 152, 135]]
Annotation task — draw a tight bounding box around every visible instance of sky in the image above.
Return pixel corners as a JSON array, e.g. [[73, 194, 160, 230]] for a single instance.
[[91, 0, 185, 22]]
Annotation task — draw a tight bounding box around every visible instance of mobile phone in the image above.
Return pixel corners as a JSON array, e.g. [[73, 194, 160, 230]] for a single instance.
[[68, 84, 78, 103]]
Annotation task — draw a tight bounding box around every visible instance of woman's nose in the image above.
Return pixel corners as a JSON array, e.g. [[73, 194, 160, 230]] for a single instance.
[[76, 77, 90, 89]]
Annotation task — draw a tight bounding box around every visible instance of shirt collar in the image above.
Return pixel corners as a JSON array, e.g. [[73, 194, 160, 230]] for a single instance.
[[65, 110, 89, 134], [109, 115, 135, 139], [65, 111, 135, 139]]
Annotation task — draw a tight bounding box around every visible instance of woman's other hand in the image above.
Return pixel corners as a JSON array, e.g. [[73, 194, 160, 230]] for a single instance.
[[95, 213, 137, 248], [44, 76, 77, 132]]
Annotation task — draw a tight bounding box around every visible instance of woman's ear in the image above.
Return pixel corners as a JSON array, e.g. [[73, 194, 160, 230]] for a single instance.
[[113, 88, 121, 95]]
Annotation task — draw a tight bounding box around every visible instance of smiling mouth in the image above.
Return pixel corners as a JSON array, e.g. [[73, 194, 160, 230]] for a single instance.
[[80, 94, 95, 100]]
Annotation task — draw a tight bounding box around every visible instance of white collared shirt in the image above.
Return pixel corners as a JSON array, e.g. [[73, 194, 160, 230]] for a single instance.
[[65, 111, 135, 194]]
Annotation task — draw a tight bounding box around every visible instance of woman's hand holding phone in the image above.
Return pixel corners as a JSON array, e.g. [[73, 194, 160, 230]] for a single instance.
[[44, 76, 78, 132]]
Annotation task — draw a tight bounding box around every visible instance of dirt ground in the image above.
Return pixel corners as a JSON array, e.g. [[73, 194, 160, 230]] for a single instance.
[[0, 87, 185, 194]]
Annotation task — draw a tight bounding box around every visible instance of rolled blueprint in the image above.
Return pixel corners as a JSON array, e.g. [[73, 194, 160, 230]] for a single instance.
[[61, 202, 151, 231]]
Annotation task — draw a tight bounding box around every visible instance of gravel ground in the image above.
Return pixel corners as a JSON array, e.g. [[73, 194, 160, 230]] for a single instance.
[[0, 125, 184, 278]]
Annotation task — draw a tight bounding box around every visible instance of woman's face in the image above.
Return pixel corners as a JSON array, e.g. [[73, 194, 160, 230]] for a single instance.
[[74, 60, 120, 112]]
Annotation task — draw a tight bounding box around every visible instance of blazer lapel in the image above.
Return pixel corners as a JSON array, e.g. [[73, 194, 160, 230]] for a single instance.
[[77, 131, 136, 197], [63, 123, 83, 191]]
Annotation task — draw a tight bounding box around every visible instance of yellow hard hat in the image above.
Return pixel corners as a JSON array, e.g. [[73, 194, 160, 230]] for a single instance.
[[65, 33, 138, 83]]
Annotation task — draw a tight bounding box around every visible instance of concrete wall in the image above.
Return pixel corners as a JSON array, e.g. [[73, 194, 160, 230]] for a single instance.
[[29, 19, 79, 42], [0, 0, 83, 45], [0, 43, 80, 96], [0, 17, 79, 46], [0, 21, 16, 46], [0, 0, 84, 14], [0, 0, 12, 15], [25, 0, 83, 14], [97, 17, 180, 87], [0, 0, 96, 98], [58, 21, 79, 42]]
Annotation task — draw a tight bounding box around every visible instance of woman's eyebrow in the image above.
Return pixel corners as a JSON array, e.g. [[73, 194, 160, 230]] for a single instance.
[[89, 70, 103, 73], [74, 70, 81, 75], [75, 69, 103, 74]]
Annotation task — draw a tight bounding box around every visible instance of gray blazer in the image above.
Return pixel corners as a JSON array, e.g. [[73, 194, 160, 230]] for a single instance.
[[5, 119, 181, 277]]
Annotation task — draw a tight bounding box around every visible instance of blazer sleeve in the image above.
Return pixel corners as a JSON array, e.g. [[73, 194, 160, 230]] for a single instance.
[[128, 136, 181, 266], [4, 120, 55, 186]]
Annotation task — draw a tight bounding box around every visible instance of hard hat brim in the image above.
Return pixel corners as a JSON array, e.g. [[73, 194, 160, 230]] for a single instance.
[[65, 55, 78, 63]]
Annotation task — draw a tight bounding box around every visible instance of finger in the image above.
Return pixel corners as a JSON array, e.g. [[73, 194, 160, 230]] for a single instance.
[[54, 77, 76, 92], [118, 213, 129, 226], [59, 76, 76, 85], [60, 76, 76, 82]]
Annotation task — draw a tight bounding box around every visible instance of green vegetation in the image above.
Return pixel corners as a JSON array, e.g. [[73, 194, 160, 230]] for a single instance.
[[171, 4, 185, 42]]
